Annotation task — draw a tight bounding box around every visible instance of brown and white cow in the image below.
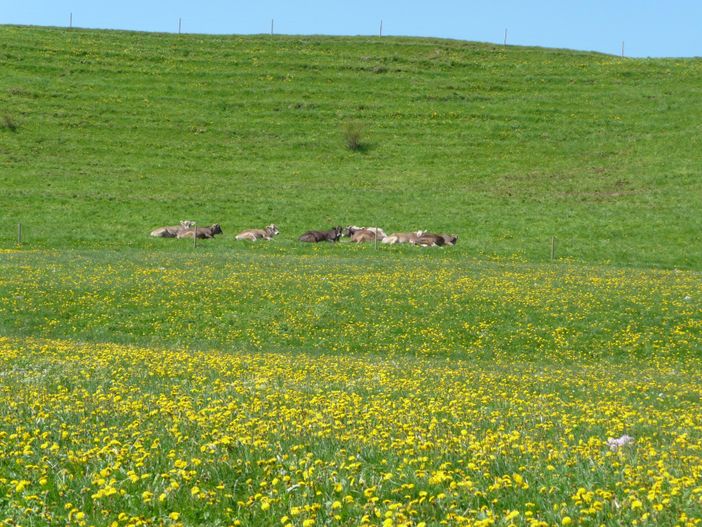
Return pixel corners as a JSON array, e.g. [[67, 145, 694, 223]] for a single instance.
[[176, 224, 223, 239], [343, 226, 387, 238], [350, 229, 384, 243], [235, 224, 279, 241], [414, 233, 458, 247], [150, 220, 195, 238], [439, 234, 458, 246], [381, 231, 424, 244]]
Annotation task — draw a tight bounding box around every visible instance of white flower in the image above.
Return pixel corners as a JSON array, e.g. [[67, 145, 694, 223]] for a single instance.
[[607, 434, 634, 451]]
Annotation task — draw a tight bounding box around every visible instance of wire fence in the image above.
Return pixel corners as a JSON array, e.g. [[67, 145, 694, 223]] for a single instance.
[[6, 222, 694, 270], [60, 13, 634, 57]]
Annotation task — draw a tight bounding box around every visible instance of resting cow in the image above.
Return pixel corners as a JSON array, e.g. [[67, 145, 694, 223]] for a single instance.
[[382, 231, 424, 244], [150, 220, 195, 238], [414, 233, 458, 247], [440, 234, 458, 246], [176, 224, 223, 239], [298, 226, 343, 243], [235, 224, 279, 241], [344, 226, 387, 239], [350, 229, 384, 243]]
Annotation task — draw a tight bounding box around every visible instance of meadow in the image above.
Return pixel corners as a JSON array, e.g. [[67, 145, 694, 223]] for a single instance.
[[0, 249, 699, 361], [0, 25, 701, 527], [1, 26, 701, 266], [0, 248, 700, 526], [1, 335, 702, 527]]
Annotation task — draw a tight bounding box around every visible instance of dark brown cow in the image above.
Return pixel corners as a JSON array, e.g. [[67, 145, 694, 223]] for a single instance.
[[298, 226, 343, 243]]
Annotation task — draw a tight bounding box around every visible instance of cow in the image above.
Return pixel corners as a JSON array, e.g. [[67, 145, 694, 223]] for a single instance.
[[298, 226, 343, 243], [176, 224, 223, 239], [414, 233, 458, 247], [350, 229, 383, 243], [381, 231, 424, 244], [343, 226, 387, 239], [150, 220, 195, 238], [235, 224, 279, 241], [439, 234, 458, 246]]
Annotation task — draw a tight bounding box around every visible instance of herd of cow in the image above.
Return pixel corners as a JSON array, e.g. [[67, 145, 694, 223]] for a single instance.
[[149, 221, 458, 247]]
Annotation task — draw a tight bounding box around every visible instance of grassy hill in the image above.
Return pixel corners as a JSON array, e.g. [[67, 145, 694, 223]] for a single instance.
[[1, 25, 701, 267]]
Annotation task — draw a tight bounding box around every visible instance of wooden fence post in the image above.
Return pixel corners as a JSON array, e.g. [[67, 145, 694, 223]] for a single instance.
[[550, 236, 556, 260]]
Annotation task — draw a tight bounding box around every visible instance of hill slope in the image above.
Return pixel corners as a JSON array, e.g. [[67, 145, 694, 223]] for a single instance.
[[1, 25, 700, 267]]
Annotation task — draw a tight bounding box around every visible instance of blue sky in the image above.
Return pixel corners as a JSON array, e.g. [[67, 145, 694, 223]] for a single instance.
[[3, 1, 701, 58]]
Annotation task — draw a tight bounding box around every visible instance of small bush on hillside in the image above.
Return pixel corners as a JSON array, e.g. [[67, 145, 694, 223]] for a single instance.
[[8, 87, 32, 97], [2, 114, 18, 132], [343, 120, 364, 151]]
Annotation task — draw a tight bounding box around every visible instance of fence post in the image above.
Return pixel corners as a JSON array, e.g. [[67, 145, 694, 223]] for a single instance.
[[550, 236, 556, 260], [179, 18, 182, 34], [379, 20, 383, 37], [193, 222, 197, 249], [17, 223, 22, 245]]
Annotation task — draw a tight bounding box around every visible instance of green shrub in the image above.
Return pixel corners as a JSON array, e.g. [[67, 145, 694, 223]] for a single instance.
[[2, 114, 18, 132], [342, 120, 364, 151]]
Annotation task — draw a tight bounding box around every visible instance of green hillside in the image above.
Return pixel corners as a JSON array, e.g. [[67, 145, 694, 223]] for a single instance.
[[1, 25, 701, 267]]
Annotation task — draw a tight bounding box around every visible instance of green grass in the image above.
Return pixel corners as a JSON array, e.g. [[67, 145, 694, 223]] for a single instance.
[[0, 248, 699, 362], [1, 25, 701, 268]]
